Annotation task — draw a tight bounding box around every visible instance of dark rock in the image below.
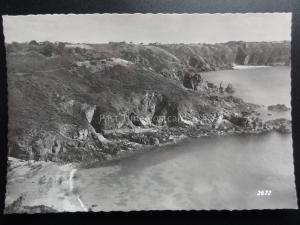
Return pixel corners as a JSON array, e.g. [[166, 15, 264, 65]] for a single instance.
[[227, 115, 251, 128], [225, 83, 235, 94], [38, 175, 47, 185], [267, 104, 290, 112], [241, 111, 252, 116], [206, 81, 217, 89], [52, 140, 61, 154], [128, 133, 149, 145], [90, 107, 108, 134], [149, 137, 160, 145], [219, 82, 224, 94], [183, 70, 203, 90], [209, 95, 219, 101], [129, 112, 143, 126]]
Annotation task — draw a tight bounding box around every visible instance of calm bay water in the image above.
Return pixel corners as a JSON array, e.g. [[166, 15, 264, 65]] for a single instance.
[[75, 67, 297, 210], [203, 66, 291, 106]]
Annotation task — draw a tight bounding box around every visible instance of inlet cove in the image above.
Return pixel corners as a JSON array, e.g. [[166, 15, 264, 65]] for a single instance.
[[4, 41, 296, 212]]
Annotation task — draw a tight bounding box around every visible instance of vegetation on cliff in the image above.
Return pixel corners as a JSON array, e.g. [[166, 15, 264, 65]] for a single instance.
[[6, 41, 291, 164]]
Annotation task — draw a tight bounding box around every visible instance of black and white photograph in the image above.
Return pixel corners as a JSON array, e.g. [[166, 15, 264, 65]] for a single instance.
[[2, 13, 297, 213]]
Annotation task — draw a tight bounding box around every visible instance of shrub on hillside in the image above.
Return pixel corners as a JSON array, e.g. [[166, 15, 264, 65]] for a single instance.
[[29, 40, 39, 45], [39, 42, 56, 57]]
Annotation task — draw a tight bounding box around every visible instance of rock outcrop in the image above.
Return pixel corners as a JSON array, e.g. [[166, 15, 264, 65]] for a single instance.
[[5, 41, 292, 164], [268, 104, 290, 112], [5, 195, 58, 213], [264, 118, 292, 134], [225, 83, 235, 94], [183, 70, 203, 90]]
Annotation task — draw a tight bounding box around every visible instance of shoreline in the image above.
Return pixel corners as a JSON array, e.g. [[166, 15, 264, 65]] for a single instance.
[[79, 113, 292, 169], [5, 128, 292, 213], [232, 64, 272, 70], [4, 40, 293, 212], [4, 102, 292, 213], [5, 61, 292, 212]]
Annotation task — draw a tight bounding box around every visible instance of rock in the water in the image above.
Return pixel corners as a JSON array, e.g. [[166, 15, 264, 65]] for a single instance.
[[225, 83, 235, 94], [206, 81, 217, 89], [219, 82, 224, 94], [267, 104, 290, 112]]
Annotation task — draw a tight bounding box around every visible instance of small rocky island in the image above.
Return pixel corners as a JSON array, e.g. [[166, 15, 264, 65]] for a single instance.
[[5, 41, 292, 212], [268, 104, 290, 112]]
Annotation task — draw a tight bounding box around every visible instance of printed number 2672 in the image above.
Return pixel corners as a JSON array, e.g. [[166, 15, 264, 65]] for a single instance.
[[257, 190, 272, 196]]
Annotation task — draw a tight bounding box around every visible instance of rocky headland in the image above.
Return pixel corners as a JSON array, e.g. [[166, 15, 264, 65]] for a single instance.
[[5, 40, 291, 212]]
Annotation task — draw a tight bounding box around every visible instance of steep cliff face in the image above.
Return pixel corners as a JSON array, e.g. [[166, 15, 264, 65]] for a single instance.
[[6, 41, 290, 162], [88, 41, 290, 80], [235, 46, 248, 65], [231, 41, 291, 66]]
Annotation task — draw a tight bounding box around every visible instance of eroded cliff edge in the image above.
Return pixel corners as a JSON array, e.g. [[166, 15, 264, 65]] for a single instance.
[[5, 40, 292, 213], [6, 41, 291, 164]]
